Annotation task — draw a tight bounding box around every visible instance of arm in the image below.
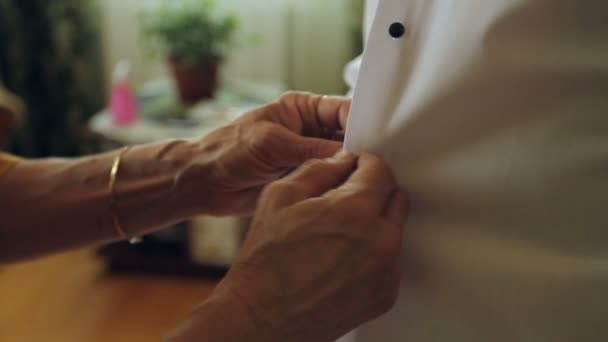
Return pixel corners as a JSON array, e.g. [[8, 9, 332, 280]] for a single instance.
[[0, 92, 349, 263], [0, 92, 411, 341], [0, 141, 198, 262]]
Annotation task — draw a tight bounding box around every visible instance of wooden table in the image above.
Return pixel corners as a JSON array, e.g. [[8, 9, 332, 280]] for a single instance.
[[0, 250, 218, 342]]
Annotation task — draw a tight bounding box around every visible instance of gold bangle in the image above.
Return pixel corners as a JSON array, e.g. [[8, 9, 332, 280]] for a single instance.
[[109, 146, 142, 244]]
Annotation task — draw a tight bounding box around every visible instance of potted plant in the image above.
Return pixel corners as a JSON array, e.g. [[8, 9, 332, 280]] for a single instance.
[[142, 0, 239, 104]]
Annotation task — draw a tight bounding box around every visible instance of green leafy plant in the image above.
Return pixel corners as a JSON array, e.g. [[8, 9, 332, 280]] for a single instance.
[[142, 0, 239, 65]]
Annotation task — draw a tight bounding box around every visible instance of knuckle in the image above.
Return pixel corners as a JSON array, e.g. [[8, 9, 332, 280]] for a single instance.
[[278, 91, 309, 105], [278, 91, 319, 118], [249, 122, 286, 151]]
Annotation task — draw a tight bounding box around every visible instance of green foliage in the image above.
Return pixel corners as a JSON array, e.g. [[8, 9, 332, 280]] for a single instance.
[[142, 0, 240, 65]]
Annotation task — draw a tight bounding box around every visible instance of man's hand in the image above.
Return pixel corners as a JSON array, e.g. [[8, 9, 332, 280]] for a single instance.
[[179, 92, 351, 216], [168, 152, 409, 342]]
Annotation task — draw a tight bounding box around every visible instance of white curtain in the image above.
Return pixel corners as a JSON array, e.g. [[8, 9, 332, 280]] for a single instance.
[[100, 0, 363, 94]]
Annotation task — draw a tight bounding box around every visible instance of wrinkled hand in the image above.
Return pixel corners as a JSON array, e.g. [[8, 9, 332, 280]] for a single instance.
[[173, 152, 408, 342], [180, 92, 350, 216]]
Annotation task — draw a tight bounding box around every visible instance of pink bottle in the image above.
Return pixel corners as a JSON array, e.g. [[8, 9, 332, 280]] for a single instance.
[[109, 60, 139, 126]]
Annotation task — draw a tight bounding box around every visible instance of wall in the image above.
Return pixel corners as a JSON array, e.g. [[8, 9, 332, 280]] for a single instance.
[[100, 0, 362, 94]]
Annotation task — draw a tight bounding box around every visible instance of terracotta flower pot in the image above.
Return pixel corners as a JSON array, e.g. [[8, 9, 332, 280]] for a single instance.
[[168, 56, 220, 105]]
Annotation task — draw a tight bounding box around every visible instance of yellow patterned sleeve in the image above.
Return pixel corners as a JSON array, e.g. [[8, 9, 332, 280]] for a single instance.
[[0, 151, 22, 177]]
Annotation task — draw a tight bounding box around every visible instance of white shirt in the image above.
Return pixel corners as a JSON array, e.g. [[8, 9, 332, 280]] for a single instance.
[[341, 1, 608, 341]]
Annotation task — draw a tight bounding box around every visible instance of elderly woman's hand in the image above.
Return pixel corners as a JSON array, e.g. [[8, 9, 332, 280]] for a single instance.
[[178, 92, 350, 216], [168, 152, 409, 342]]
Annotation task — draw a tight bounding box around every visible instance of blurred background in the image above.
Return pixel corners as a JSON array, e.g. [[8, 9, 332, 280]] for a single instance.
[[1, 0, 363, 157], [0, 0, 364, 341]]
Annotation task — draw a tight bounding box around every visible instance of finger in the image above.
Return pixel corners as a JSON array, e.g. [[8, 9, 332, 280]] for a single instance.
[[316, 95, 351, 131], [327, 153, 398, 215], [383, 190, 409, 226], [261, 151, 357, 209], [273, 92, 351, 137], [286, 151, 357, 196], [291, 136, 343, 165], [273, 129, 344, 168], [349, 153, 397, 195]]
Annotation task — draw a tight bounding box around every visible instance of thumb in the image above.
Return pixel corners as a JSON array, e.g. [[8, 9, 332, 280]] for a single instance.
[[286, 136, 343, 167], [277, 130, 343, 168], [260, 151, 357, 210]]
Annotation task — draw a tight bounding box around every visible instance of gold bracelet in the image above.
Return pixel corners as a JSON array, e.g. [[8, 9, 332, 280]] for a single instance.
[[109, 146, 142, 244]]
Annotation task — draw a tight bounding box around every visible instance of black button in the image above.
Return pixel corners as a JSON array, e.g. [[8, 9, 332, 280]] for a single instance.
[[389, 22, 406, 39]]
